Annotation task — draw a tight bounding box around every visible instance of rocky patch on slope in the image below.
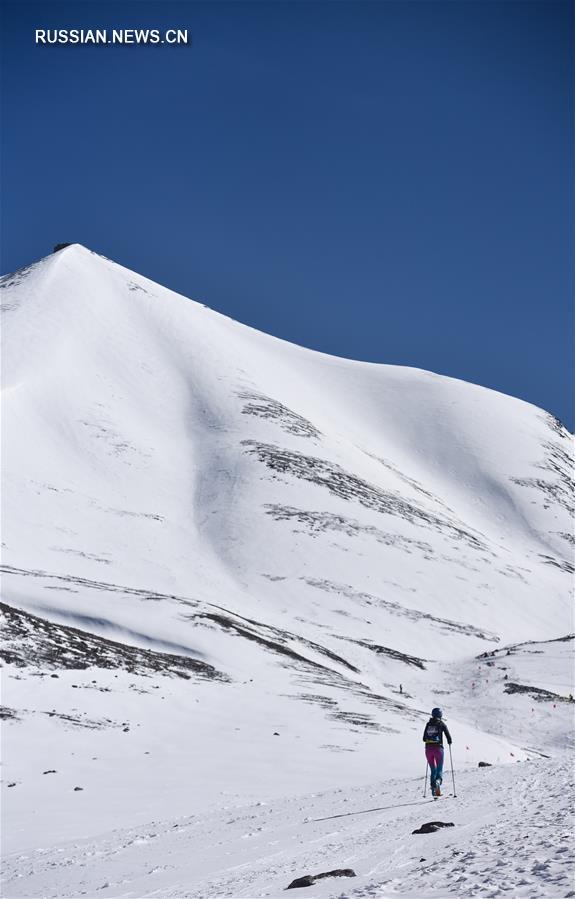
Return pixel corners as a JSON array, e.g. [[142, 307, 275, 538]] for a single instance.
[[0, 602, 228, 681]]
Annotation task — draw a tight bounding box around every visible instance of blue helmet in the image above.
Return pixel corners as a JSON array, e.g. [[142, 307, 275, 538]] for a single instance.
[[431, 707, 443, 718]]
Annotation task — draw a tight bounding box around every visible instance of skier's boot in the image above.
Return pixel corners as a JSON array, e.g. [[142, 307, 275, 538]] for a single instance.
[[434, 785, 442, 797]]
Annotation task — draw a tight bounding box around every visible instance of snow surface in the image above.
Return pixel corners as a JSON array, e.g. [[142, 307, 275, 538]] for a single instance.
[[3, 757, 574, 899], [1, 244, 574, 897]]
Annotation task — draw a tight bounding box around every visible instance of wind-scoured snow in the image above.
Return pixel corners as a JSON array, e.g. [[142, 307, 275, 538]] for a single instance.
[[1, 244, 573, 897]]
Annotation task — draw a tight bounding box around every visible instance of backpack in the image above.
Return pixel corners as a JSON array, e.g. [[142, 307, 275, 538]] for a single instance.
[[424, 720, 442, 743]]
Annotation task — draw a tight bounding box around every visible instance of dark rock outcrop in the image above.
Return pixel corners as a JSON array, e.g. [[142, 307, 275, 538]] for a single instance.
[[286, 869, 356, 889], [1, 602, 227, 682], [504, 681, 575, 703], [412, 821, 455, 835], [287, 875, 314, 889], [478, 761, 492, 767]]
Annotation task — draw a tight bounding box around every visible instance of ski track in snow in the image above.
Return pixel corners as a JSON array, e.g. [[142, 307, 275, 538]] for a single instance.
[[2, 760, 573, 898]]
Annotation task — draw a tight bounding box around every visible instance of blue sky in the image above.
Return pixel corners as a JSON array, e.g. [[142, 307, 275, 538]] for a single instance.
[[2, 1, 573, 429]]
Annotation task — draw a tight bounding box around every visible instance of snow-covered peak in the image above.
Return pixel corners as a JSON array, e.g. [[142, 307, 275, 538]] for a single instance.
[[2, 247, 573, 868], [2, 245, 571, 645]]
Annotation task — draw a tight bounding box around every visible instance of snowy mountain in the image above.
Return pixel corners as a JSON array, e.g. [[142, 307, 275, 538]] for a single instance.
[[1, 244, 573, 897]]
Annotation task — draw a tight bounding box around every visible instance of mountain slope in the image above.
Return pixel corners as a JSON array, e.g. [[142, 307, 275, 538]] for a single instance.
[[2, 245, 571, 643], [1, 244, 573, 864]]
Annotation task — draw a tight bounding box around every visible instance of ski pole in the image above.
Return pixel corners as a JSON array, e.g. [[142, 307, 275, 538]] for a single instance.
[[449, 744, 457, 797], [423, 761, 429, 798]]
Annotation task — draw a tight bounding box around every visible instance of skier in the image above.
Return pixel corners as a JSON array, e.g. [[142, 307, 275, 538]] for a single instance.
[[423, 707, 452, 797]]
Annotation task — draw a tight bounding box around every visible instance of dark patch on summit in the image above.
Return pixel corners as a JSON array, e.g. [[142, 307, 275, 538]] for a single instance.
[[412, 821, 455, 835], [286, 869, 356, 889], [53, 243, 72, 253]]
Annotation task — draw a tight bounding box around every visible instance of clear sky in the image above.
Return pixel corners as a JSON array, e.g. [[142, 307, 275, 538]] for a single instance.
[[2, 1, 573, 429]]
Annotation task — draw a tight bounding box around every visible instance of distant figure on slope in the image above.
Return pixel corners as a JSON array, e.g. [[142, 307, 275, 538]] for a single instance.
[[423, 707, 452, 797]]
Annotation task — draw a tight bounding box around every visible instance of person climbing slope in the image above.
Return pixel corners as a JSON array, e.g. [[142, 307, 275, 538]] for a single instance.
[[423, 707, 452, 796]]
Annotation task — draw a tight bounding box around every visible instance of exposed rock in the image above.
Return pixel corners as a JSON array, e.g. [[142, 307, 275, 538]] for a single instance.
[[345, 638, 427, 669], [243, 441, 488, 552], [305, 577, 497, 642], [190, 609, 359, 673], [504, 681, 574, 703], [1, 601, 227, 682], [53, 243, 72, 253], [412, 821, 455, 835], [286, 868, 356, 889], [238, 391, 321, 439], [478, 761, 492, 767], [287, 875, 314, 889]]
